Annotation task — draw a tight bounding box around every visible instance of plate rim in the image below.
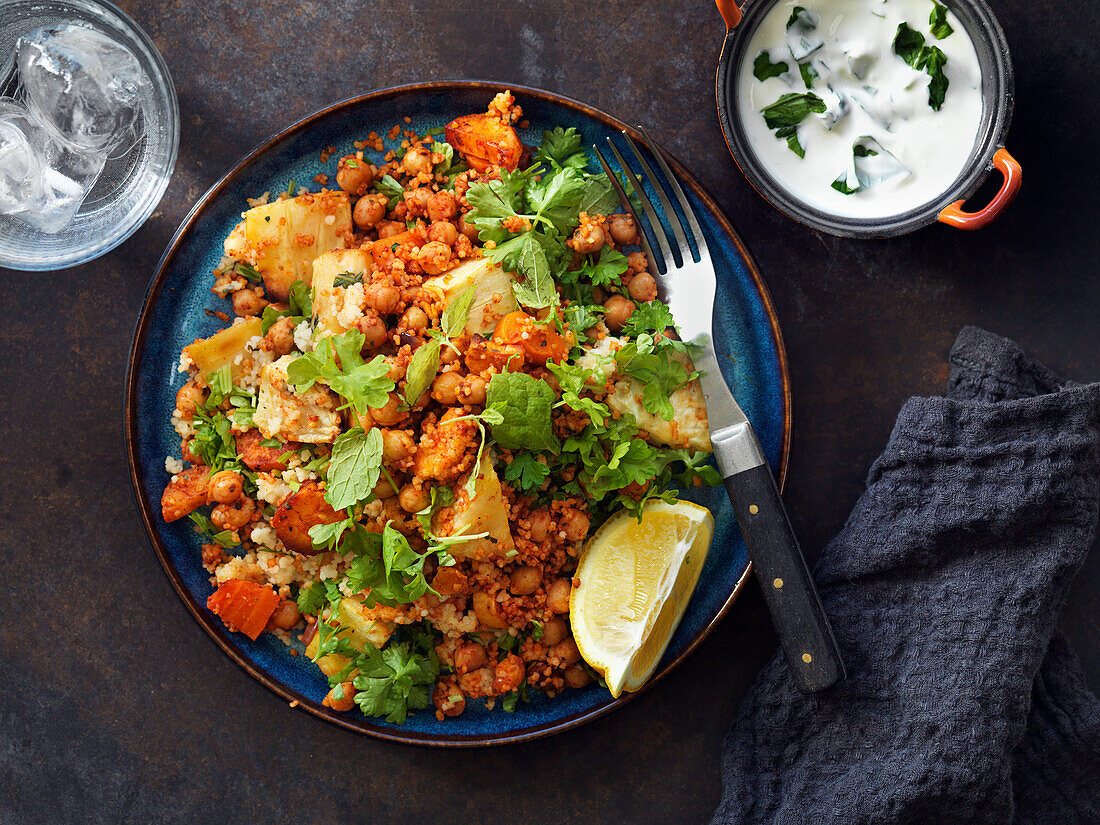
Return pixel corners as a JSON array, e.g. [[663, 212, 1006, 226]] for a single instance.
[[124, 79, 792, 747]]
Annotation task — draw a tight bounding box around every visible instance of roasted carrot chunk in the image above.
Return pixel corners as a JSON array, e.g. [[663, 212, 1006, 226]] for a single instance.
[[271, 481, 343, 554], [493, 311, 572, 365], [444, 113, 524, 172], [369, 229, 423, 266], [206, 580, 280, 640]]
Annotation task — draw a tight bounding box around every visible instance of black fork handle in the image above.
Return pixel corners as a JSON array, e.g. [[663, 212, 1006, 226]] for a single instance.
[[724, 463, 846, 693]]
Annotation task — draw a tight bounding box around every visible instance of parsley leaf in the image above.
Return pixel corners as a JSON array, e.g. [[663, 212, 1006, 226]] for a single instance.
[[231, 261, 262, 283], [296, 581, 328, 615], [285, 329, 395, 416], [485, 371, 560, 452], [753, 51, 789, 81], [352, 637, 439, 724], [431, 140, 454, 174], [325, 427, 383, 510], [260, 280, 313, 335], [503, 451, 551, 491], [546, 359, 611, 427], [930, 2, 954, 39], [533, 126, 587, 170], [580, 246, 629, 287], [493, 232, 559, 310], [621, 301, 678, 339], [615, 334, 696, 421]]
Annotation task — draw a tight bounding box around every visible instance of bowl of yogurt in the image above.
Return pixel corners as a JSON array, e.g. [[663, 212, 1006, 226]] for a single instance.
[[713, 0, 1019, 237]]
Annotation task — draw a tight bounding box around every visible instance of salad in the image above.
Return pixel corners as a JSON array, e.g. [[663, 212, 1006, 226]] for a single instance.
[[160, 91, 718, 722]]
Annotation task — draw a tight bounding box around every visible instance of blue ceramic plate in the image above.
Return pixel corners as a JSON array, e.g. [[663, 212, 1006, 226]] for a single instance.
[[126, 82, 791, 746]]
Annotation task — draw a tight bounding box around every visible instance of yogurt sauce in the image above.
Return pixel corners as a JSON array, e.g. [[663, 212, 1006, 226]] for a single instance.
[[738, 0, 983, 219]]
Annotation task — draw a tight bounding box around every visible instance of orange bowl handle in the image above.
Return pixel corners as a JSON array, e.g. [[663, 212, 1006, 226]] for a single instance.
[[938, 148, 1022, 230], [715, 0, 743, 30]]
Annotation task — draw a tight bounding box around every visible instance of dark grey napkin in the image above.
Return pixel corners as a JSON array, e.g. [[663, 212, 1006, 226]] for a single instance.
[[711, 327, 1100, 825]]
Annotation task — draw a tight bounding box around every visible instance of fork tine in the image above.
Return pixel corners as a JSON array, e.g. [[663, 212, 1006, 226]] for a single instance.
[[620, 130, 693, 265], [636, 127, 710, 262], [603, 137, 674, 276], [592, 144, 660, 279]]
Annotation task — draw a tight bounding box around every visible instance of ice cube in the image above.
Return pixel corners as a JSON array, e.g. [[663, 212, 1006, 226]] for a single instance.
[[0, 98, 105, 233], [16, 24, 151, 152]]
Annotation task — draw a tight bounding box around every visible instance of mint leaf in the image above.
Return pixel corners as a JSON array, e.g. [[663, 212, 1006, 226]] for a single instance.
[[753, 51, 789, 81], [930, 2, 954, 39], [325, 427, 383, 510], [916, 45, 949, 110], [441, 285, 476, 339], [893, 22, 926, 66], [503, 451, 551, 491], [403, 338, 441, 406], [373, 174, 404, 209], [431, 140, 453, 174], [786, 6, 817, 30], [798, 61, 819, 89], [761, 92, 826, 130], [831, 174, 860, 195], [485, 371, 560, 452]]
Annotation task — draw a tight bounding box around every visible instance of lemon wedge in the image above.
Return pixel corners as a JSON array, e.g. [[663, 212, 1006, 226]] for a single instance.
[[570, 499, 714, 698]]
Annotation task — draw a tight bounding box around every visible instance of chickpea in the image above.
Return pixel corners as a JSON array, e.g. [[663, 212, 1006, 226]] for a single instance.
[[404, 186, 431, 217], [211, 496, 255, 531], [352, 193, 387, 230], [458, 214, 480, 242], [608, 213, 638, 245], [351, 408, 375, 430], [457, 374, 488, 407], [376, 220, 403, 240], [441, 345, 461, 366], [433, 680, 466, 717], [381, 428, 415, 462], [628, 272, 658, 303], [355, 313, 388, 350], [268, 598, 301, 630], [571, 223, 606, 254], [627, 251, 649, 274], [175, 379, 206, 418], [492, 653, 526, 694], [558, 508, 591, 542], [454, 642, 488, 674], [427, 191, 457, 223], [365, 281, 400, 316], [264, 316, 296, 356], [603, 294, 636, 331], [382, 497, 414, 534], [370, 392, 408, 427], [231, 286, 268, 317], [400, 305, 429, 334], [428, 220, 459, 246], [510, 565, 541, 596], [431, 371, 462, 405], [473, 591, 508, 629], [563, 664, 594, 689], [416, 240, 453, 277], [547, 578, 572, 614], [208, 470, 244, 505], [402, 145, 433, 176], [399, 482, 431, 513], [322, 682, 356, 712], [549, 638, 582, 667], [540, 617, 567, 647], [336, 156, 374, 194], [528, 508, 552, 542], [373, 474, 399, 498]]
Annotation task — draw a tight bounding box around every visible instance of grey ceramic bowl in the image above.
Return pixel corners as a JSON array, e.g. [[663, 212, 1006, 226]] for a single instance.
[[713, 0, 1021, 237]]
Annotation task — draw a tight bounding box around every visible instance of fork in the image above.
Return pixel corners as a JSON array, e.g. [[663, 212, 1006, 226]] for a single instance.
[[592, 129, 846, 693]]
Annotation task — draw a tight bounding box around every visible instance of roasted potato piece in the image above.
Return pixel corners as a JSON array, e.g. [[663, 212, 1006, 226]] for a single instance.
[[421, 257, 518, 336], [235, 428, 297, 472], [432, 452, 514, 560], [311, 248, 371, 334], [183, 318, 262, 380], [303, 597, 398, 675], [444, 113, 524, 172], [254, 355, 342, 444], [271, 481, 343, 554], [412, 408, 478, 482], [243, 190, 352, 301], [607, 349, 712, 453], [161, 465, 210, 522]]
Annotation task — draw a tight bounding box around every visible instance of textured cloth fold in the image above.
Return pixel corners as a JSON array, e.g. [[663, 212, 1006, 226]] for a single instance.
[[711, 327, 1100, 825]]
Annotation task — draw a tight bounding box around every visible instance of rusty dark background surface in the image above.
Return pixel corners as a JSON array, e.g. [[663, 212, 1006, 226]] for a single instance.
[[1, 0, 1097, 822]]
